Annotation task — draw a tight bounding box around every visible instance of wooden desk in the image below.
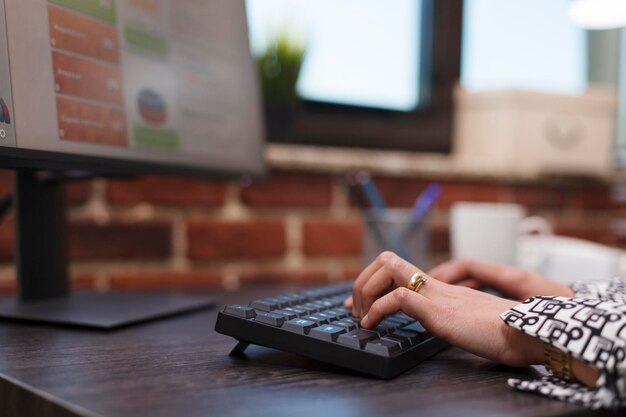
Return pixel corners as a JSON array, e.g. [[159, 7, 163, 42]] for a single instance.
[[0, 284, 618, 417]]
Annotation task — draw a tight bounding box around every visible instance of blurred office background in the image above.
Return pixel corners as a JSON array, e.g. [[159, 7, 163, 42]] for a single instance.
[[0, 0, 624, 292]]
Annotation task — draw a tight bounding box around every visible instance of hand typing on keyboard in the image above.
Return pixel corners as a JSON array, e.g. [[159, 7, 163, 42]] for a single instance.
[[217, 252, 599, 384], [348, 251, 546, 368]]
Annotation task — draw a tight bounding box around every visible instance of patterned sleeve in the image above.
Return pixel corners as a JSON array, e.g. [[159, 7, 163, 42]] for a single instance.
[[500, 294, 626, 409], [571, 277, 626, 303]]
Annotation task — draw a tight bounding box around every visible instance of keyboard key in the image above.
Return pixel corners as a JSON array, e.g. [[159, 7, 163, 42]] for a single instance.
[[251, 298, 281, 312], [324, 309, 347, 318], [402, 322, 431, 339], [332, 320, 357, 331], [255, 312, 285, 327], [273, 309, 298, 320], [379, 320, 401, 331], [300, 289, 324, 299], [309, 325, 346, 341], [337, 329, 378, 349], [365, 339, 402, 357], [284, 306, 307, 317], [302, 303, 321, 313], [326, 307, 347, 315], [382, 334, 410, 350], [287, 296, 306, 305], [283, 318, 316, 335], [315, 300, 335, 309], [392, 330, 423, 345], [303, 314, 330, 325], [371, 325, 392, 337], [388, 314, 413, 326], [317, 311, 339, 320], [403, 321, 427, 333], [224, 305, 256, 319], [270, 296, 290, 306]]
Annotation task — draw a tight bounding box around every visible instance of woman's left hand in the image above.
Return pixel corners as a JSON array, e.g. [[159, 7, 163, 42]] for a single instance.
[[345, 251, 543, 367]]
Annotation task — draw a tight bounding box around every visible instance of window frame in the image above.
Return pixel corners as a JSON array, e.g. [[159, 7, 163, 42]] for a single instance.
[[268, 0, 463, 153]]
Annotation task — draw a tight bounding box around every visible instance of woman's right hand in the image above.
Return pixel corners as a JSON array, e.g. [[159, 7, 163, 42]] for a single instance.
[[428, 258, 574, 301]]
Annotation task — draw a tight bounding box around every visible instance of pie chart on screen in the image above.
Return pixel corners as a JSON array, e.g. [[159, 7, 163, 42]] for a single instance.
[[0, 98, 10, 124], [138, 89, 166, 125]]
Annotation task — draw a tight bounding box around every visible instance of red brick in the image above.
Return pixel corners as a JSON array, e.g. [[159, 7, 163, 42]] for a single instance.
[[437, 180, 505, 208], [0, 219, 174, 262], [241, 171, 332, 207], [565, 185, 612, 210], [0, 280, 13, 295], [0, 273, 96, 295], [106, 176, 227, 206], [303, 219, 362, 256], [69, 219, 172, 260], [510, 184, 566, 209], [66, 181, 92, 205], [239, 269, 329, 284], [187, 219, 286, 260], [109, 271, 222, 290]]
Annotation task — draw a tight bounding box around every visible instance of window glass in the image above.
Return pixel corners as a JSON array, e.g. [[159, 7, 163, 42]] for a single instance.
[[461, 0, 587, 93], [246, 0, 423, 111]]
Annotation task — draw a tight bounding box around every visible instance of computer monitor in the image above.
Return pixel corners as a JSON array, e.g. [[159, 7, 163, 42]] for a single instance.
[[0, 0, 265, 328]]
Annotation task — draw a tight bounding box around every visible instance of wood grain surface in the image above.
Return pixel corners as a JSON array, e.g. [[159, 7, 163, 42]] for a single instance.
[[0, 284, 620, 417]]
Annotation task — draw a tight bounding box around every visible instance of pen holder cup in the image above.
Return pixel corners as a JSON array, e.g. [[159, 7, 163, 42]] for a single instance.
[[362, 209, 430, 269]]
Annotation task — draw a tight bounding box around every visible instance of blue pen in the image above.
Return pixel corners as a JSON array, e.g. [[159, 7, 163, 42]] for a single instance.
[[356, 171, 412, 261], [408, 182, 441, 225], [356, 171, 387, 216], [402, 182, 441, 238]]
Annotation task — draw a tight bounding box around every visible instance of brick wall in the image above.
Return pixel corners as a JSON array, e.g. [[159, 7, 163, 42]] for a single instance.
[[0, 168, 623, 294]]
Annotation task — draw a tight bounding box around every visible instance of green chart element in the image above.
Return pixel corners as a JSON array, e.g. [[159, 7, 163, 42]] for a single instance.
[[124, 27, 169, 56], [49, 0, 116, 23], [134, 125, 179, 151]]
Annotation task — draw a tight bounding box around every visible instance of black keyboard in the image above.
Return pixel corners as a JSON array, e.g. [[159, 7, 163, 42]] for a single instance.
[[214, 282, 448, 379]]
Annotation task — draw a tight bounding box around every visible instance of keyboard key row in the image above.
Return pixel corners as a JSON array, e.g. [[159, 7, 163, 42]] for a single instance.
[[251, 296, 348, 313], [248, 286, 352, 313], [224, 304, 423, 335]]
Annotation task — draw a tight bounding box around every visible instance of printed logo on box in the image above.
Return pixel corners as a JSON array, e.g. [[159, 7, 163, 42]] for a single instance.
[[0, 97, 10, 125]]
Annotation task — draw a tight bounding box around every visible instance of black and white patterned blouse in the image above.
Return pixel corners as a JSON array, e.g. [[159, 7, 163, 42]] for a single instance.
[[500, 277, 626, 409]]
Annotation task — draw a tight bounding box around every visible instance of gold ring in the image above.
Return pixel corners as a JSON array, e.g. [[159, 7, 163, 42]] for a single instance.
[[407, 272, 428, 293]]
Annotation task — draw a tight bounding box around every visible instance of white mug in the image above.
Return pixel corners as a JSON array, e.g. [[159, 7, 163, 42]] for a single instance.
[[450, 202, 526, 265]]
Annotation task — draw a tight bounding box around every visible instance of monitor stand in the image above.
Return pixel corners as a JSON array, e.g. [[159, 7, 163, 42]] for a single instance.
[[0, 170, 214, 329]]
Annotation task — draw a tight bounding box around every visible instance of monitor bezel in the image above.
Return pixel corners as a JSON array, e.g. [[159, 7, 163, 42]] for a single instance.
[[0, 144, 267, 179]]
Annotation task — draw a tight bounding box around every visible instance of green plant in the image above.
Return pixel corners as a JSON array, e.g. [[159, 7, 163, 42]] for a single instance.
[[256, 32, 305, 102]]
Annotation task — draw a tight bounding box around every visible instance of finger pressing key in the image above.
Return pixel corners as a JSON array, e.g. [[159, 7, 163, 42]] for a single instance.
[[360, 287, 433, 329]]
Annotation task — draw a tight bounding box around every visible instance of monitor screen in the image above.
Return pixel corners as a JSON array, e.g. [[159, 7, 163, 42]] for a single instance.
[[0, 0, 265, 177]]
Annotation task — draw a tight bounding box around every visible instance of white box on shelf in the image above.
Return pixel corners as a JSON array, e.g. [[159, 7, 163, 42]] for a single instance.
[[452, 86, 617, 177]]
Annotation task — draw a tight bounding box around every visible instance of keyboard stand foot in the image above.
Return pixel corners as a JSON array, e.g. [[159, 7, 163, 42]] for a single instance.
[[229, 341, 250, 357]]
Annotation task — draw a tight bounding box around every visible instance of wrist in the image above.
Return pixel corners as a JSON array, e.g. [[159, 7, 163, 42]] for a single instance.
[[571, 358, 599, 388], [510, 328, 544, 366]]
